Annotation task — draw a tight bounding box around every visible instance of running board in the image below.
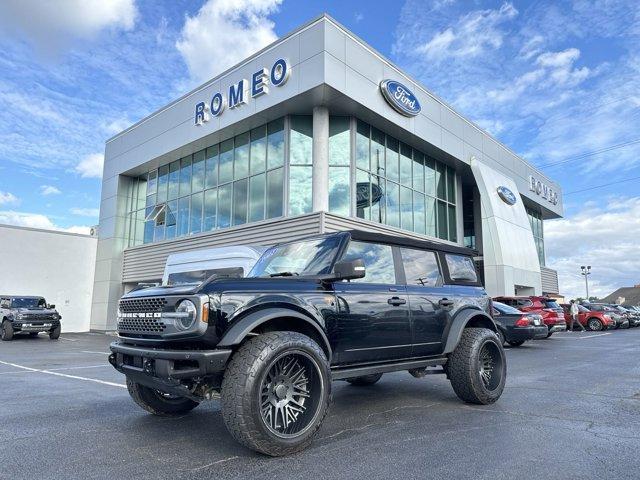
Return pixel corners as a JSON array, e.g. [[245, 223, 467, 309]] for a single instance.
[[331, 357, 447, 381]]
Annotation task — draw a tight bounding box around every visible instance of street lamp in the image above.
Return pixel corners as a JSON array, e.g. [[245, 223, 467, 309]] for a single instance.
[[580, 265, 591, 299]]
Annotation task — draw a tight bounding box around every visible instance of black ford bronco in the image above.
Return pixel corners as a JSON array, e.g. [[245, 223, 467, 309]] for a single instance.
[[109, 230, 505, 456], [1, 296, 62, 341]]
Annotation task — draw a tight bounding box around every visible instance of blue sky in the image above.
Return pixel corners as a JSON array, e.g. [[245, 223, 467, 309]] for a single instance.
[[0, 0, 638, 298]]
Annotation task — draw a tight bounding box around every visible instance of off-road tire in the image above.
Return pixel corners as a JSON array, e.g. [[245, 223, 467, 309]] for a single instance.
[[507, 340, 525, 347], [345, 373, 383, 386], [126, 378, 199, 416], [221, 331, 331, 457], [496, 329, 506, 346], [587, 318, 603, 331], [49, 326, 61, 340], [1, 320, 13, 341], [447, 327, 506, 405]]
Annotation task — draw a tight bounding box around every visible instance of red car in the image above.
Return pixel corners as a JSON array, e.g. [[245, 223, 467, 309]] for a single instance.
[[493, 296, 567, 337], [560, 303, 615, 331]]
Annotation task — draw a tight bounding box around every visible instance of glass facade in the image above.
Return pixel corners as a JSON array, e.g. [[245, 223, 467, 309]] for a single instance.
[[526, 207, 545, 266], [125, 115, 459, 246]]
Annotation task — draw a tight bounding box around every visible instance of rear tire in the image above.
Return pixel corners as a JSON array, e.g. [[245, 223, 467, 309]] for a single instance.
[[49, 326, 61, 340], [587, 318, 603, 331], [345, 373, 383, 386], [221, 331, 331, 457], [1, 321, 13, 341], [126, 379, 199, 416], [507, 340, 525, 347], [447, 328, 506, 405]]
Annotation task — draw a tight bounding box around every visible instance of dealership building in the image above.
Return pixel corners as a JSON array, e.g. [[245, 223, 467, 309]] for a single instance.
[[90, 15, 563, 330]]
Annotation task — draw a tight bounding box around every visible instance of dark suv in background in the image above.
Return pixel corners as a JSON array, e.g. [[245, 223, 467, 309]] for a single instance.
[[493, 296, 566, 337], [109, 230, 506, 456]]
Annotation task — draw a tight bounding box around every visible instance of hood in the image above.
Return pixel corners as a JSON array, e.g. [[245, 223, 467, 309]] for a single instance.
[[16, 307, 58, 315], [122, 284, 200, 299]]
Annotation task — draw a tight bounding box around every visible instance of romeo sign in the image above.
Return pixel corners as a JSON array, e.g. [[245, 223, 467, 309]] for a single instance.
[[528, 175, 559, 206], [194, 58, 290, 125]]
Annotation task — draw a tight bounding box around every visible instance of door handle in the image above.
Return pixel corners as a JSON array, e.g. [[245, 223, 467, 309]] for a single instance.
[[438, 298, 454, 308], [388, 297, 407, 306]]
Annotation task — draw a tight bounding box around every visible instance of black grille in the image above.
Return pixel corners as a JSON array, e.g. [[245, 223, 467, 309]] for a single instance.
[[119, 297, 167, 313], [117, 317, 166, 333]]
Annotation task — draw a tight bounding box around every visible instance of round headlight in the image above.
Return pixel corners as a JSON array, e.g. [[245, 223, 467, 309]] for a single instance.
[[175, 299, 197, 330]]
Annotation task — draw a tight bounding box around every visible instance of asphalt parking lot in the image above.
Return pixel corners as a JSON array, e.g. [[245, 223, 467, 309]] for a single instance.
[[1, 329, 639, 480]]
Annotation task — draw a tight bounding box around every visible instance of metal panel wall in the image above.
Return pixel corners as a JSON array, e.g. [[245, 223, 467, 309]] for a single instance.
[[541, 266, 560, 295]]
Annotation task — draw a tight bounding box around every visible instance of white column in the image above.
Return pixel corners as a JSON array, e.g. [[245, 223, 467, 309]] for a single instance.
[[312, 106, 329, 212]]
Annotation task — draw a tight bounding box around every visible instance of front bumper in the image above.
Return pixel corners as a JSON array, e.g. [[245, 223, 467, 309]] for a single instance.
[[13, 320, 60, 332]]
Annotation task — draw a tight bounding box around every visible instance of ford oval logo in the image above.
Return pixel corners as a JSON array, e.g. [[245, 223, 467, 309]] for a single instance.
[[497, 186, 517, 205], [380, 80, 421, 117]]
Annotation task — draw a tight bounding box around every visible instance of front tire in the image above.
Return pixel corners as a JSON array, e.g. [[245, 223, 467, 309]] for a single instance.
[[496, 329, 506, 346], [587, 318, 603, 331], [1, 321, 13, 341], [345, 373, 383, 386], [447, 328, 506, 405], [49, 325, 61, 340], [126, 379, 199, 416], [221, 331, 331, 457]]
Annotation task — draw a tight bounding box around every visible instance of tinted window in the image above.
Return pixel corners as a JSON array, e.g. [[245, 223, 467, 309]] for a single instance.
[[341, 241, 395, 284], [544, 300, 560, 309], [517, 299, 533, 307], [493, 301, 522, 315], [400, 248, 440, 286], [250, 236, 342, 277], [445, 254, 478, 282]]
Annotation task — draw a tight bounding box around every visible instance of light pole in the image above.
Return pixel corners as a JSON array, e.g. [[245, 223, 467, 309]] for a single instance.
[[581, 265, 591, 299]]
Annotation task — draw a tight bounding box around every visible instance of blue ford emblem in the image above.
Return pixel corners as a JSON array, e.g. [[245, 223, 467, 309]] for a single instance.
[[380, 80, 421, 117], [497, 186, 517, 205]]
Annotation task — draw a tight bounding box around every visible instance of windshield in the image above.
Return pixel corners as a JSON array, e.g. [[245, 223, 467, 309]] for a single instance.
[[249, 236, 343, 277], [578, 305, 590, 313], [492, 301, 522, 315], [166, 267, 244, 286], [11, 297, 46, 308], [544, 300, 561, 309]]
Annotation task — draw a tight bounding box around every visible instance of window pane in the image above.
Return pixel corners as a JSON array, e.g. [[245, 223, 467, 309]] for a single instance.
[[426, 196, 436, 237], [371, 127, 385, 175], [448, 205, 457, 242], [341, 241, 395, 284], [371, 175, 383, 224], [136, 177, 147, 210], [399, 143, 412, 186], [145, 191, 156, 208], [168, 161, 180, 200], [289, 165, 312, 215], [445, 254, 477, 282], [356, 120, 370, 170], [157, 165, 169, 203], [219, 139, 234, 184], [217, 183, 232, 228], [266, 167, 284, 218], [205, 145, 218, 189], [144, 219, 154, 244], [192, 150, 205, 192], [436, 163, 446, 200], [329, 167, 350, 216], [232, 178, 248, 225], [401, 249, 440, 286], [153, 212, 165, 242], [437, 200, 448, 240], [234, 132, 249, 180], [250, 126, 266, 174], [249, 173, 265, 223], [190, 191, 203, 234], [267, 118, 285, 169], [147, 170, 158, 196], [134, 209, 145, 245], [385, 181, 400, 228], [425, 157, 436, 197], [204, 188, 217, 231], [179, 156, 192, 196], [177, 196, 190, 236], [355, 169, 370, 220], [165, 200, 177, 239], [412, 151, 425, 192], [290, 115, 313, 165], [413, 191, 426, 235], [385, 136, 399, 183], [400, 186, 413, 231], [447, 167, 456, 203], [329, 116, 350, 166]]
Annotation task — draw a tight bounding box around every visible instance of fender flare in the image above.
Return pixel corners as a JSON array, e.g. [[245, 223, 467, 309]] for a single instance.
[[443, 309, 497, 355], [217, 307, 332, 361]]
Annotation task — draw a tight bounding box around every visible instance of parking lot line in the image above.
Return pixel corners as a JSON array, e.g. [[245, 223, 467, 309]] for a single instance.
[[577, 333, 612, 339], [0, 359, 126, 388], [81, 350, 111, 355]]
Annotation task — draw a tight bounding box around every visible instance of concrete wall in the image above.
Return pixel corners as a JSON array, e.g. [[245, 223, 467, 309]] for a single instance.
[[0, 224, 97, 332]]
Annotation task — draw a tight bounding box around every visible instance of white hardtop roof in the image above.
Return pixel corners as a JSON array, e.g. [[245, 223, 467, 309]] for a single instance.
[[165, 245, 265, 266]]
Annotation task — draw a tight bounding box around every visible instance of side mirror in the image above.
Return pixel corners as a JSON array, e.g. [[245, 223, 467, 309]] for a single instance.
[[48, 304, 56, 309], [332, 258, 366, 281]]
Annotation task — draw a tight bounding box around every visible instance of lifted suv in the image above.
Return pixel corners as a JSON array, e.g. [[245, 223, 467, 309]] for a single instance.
[[0, 296, 62, 341], [109, 231, 505, 456]]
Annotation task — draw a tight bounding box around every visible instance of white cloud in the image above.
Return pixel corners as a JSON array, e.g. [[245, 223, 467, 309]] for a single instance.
[[70, 207, 99, 217], [417, 2, 518, 62], [0, 0, 137, 56], [40, 185, 61, 196], [0, 191, 19, 205], [176, 0, 282, 83], [75, 153, 104, 178], [0, 210, 92, 234], [546, 196, 640, 300]]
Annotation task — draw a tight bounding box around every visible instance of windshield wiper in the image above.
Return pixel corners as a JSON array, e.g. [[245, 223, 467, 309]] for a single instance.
[[269, 271, 299, 277]]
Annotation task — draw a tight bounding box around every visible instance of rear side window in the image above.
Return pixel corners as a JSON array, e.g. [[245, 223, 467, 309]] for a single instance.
[[517, 299, 533, 307], [341, 241, 396, 284], [444, 254, 478, 283], [400, 248, 440, 286], [544, 300, 560, 309]]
